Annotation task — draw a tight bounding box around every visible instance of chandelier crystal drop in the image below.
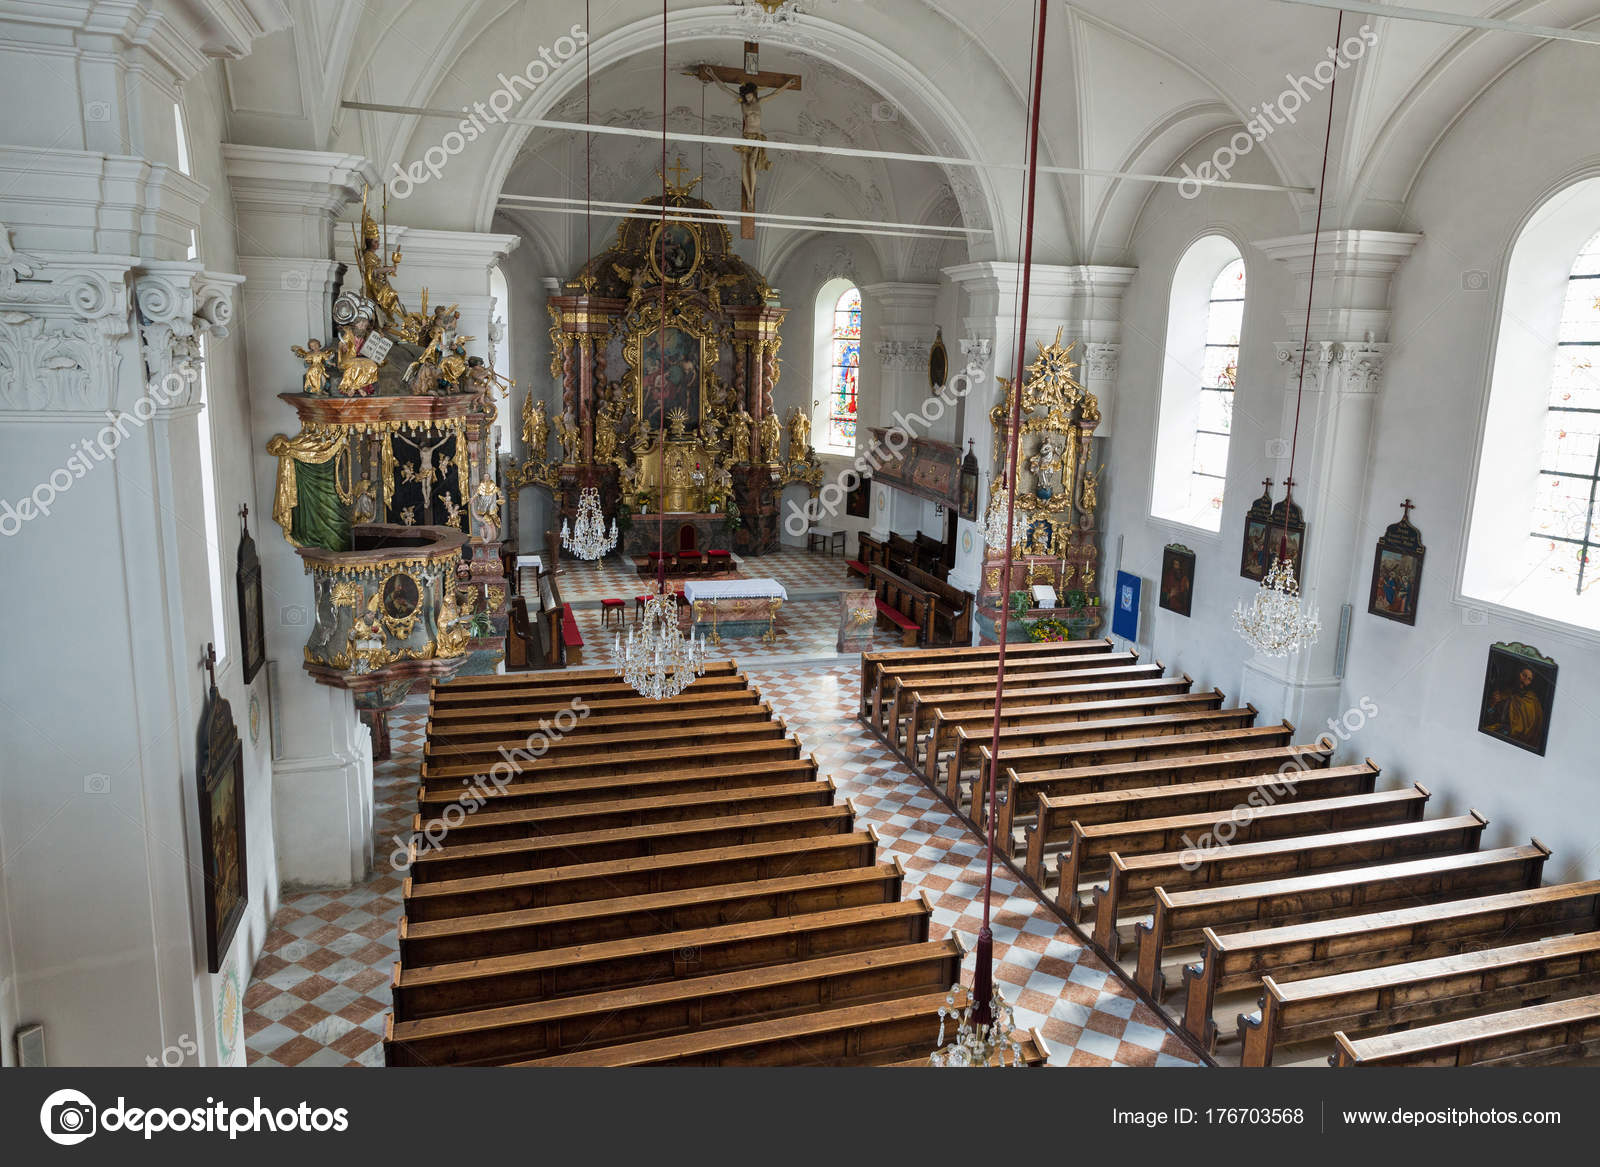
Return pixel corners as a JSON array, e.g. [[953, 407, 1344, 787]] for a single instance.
[[929, 985, 1026, 1068], [615, 593, 708, 701], [560, 486, 617, 562], [1233, 555, 1320, 657]]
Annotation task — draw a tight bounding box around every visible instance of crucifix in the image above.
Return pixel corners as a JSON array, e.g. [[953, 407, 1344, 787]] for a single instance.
[[690, 41, 802, 238], [201, 642, 217, 693], [1400, 498, 1416, 523], [395, 429, 454, 518]]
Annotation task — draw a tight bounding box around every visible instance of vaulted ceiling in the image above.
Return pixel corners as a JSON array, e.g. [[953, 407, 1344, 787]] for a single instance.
[[216, 0, 1600, 271]]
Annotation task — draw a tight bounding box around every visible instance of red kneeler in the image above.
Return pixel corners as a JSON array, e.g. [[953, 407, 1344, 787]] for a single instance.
[[599, 598, 625, 629]]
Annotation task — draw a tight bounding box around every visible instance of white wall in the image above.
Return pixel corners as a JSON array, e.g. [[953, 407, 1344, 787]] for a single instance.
[[1103, 42, 1600, 884]]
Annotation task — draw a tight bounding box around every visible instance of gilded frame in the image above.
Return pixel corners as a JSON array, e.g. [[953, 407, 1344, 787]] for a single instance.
[[647, 220, 704, 285], [623, 300, 718, 431]]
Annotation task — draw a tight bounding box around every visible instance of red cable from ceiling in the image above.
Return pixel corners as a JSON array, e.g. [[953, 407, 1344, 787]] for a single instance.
[[972, 0, 1050, 1028]]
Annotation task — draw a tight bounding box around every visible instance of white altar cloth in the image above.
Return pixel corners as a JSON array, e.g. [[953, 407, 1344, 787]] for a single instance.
[[683, 578, 788, 603]]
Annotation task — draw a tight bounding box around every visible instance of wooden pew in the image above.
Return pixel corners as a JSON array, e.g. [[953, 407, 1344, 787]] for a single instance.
[[431, 660, 743, 707], [1330, 993, 1600, 1067], [861, 639, 1114, 722], [416, 780, 840, 848], [902, 668, 1179, 756], [950, 707, 1263, 794], [427, 691, 766, 745], [1131, 841, 1552, 997], [1025, 761, 1384, 883], [906, 563, 972, 645], [408, 804, 857, 884], [387, 938, 965, 1066], [419, 737, 803, 791], [919, 686, 1218, 770], [880, 649, 1139, 736], [1052, 781, 1423, 913], [514, 990, 1046, 1067], [399, 862, 909, 966], [975, 724, 1302, 836], [1092, 810, 1486, 958], [392, 896, 935, 1020], [505, 595, 535, 671], [869, 564, 936, 646], [1241, 931, 1600, 1066], [402, 831, 883, 922], [422, 705, 781, 767], [1181, 879, 1600, 1050], [415, 756, 819, 819], [983, 739, 1327, 842]]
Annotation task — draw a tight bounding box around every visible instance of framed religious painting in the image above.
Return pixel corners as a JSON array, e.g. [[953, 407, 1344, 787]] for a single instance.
[[626, 306, 715, 432], [1368, 500, 1425, 626], [647, 220, 702, 284], [846, 473, 872, 518], [959, 439, 979, 520], [928, 328, 948, 391], [1477, 642, 1557, 756], [1158, 543, 1195, 617], [1239, 483, 1305, 583], [236, 508, 266, 684], [196, 669, 248, 974]]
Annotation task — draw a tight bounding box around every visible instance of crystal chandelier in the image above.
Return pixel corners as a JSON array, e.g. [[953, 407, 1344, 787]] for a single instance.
[[731, 0, 802, 27], [1233, 554, 1320, 657], [930, 985, 1027, 1067], [560, 486, 617, 562], [614, 593, 707, 701]]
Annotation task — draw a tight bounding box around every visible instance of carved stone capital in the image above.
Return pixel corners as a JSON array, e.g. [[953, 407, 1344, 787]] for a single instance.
[[134, 265, 243, 399], [1079, 341, 1121, 383], [875, 338, 929, 372], [1273, 339, 1389, 396]]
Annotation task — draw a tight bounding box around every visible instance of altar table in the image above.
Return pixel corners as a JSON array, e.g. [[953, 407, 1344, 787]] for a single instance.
[[683, 578, 787, 643]]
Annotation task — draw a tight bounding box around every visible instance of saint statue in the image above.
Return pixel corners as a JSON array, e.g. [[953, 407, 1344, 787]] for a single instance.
[[354, 192, 406, 329], [665, 450, 693, 512], [1079, 462, 1102, 515], [760, 411, 783, 463], [351, 471, 378, 525], [1028, 435, 1062, 501], [335, 320, 381, 397], [471, 477, 502, 544], [522, 396, 549, 463], [729, 409, 754, 464], [786, 406, 811, 463], [554, 410, 581, 465], [594, 401, 620, 464]]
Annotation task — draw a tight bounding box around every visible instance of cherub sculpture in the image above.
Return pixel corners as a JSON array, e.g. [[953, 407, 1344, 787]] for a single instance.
[[291, 338, 335, 395]]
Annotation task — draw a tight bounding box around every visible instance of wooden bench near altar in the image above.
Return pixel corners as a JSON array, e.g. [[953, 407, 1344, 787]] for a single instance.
[[685, 578, 787, 643]]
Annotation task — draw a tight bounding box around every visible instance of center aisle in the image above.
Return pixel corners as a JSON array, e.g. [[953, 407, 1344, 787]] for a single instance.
[[742, 658, 1202, 1067]]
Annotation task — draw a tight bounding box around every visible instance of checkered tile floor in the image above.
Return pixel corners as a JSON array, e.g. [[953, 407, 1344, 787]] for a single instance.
[[243, 652, 1202, 1068], [574, 596, 896, 669], [556, 546, 857, 604]]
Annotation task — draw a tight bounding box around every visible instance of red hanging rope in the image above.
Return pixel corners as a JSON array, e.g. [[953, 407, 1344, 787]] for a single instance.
[[972, 0, 1049, 1027], [656, 0, 669, 595], [1282, 10, 1345, 557]]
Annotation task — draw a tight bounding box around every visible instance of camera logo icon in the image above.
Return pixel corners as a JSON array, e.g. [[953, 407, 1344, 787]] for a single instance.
[[281, 604, 307, 627], [84, 101, 111, 123], [280, 269, 308, 291], [40, 1088, 97, 1146]]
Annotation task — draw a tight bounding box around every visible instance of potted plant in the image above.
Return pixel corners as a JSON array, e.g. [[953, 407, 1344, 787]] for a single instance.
[[1025, 616, 1073, 643], [724, 500, 743, 532]]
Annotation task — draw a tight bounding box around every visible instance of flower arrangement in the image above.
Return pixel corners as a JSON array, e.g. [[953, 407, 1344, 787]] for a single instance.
[[1025, 617, 1074, 643]]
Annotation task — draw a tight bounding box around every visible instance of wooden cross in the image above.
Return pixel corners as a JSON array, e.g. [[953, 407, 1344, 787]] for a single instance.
[[1283, 476, 1297, 497], [202, 642, 217, 691], [689, 40, 802, 238], [1261, 477, 1274, 496], [239, 502, 249, 532], [1401, 498, 1416, 522]]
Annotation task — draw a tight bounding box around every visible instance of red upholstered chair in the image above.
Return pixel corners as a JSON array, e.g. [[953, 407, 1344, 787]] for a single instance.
[[706, 549, 732, 574], [677, 549, 703, 575], [599, 598, 625, 629], [634, 594, 654, 622]]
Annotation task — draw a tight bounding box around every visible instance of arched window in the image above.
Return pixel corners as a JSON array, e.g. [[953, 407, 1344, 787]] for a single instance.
[[1465, 179, 1600, 633], [1530, 227, 1600, 594], [813, 280, 861, 454], [1151, 237, 1245, 531]]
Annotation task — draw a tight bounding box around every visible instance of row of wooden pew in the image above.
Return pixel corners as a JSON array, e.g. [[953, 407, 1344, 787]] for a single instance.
[[384, 661, 1049, 1067], [860, 640, 1600, 1068]]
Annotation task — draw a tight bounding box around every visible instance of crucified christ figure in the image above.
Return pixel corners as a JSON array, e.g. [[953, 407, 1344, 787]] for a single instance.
[[691, 44, 801, 238], [395, 429, 454, 518]]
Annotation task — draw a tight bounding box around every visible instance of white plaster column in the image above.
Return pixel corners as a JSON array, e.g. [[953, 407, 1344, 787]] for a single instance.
[[1240, 231, 1421, 733], [942, 262, 1135, 596], [861, 282, 940, 540], [226, 144, 380, 888]]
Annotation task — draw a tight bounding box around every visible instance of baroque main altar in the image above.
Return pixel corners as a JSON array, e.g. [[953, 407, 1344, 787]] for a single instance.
[[509, 172, 822, 555]]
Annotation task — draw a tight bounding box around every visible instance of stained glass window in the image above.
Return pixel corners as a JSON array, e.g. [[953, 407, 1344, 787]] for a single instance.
[[1188, 259, 1244, 515], [1527, 228, 1600, 593], [825, 286, 862, 452]]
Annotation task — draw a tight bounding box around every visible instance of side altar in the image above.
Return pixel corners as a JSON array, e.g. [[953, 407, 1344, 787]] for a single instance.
[[977, 331, 1106, 644], [507, 169, 823, 557], [265, 192, 512, 752]]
